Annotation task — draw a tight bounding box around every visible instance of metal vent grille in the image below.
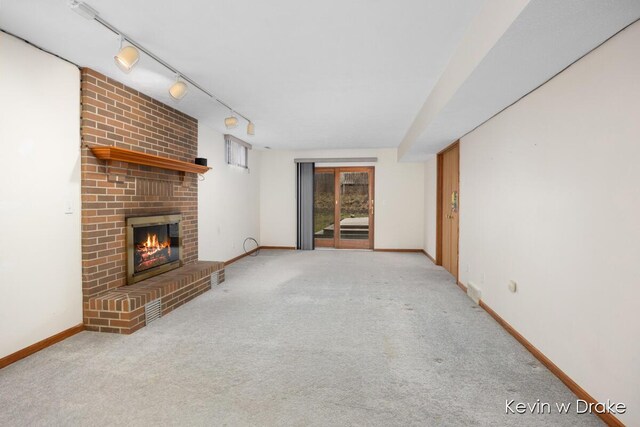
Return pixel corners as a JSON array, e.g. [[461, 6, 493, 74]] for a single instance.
[[211, 272, 219, 286], [145, 299, 162, 325]]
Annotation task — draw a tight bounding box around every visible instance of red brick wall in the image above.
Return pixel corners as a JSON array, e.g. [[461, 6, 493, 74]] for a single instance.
[[80, 68, 199, 304]]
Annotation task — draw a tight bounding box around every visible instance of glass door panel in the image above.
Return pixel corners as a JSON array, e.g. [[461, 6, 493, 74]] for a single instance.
[[314, 169, 336, 247], [339, 172, 370, 241]]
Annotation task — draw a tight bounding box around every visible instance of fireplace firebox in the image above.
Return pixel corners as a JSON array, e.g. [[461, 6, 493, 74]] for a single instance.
[[126, 214, 183, 284]]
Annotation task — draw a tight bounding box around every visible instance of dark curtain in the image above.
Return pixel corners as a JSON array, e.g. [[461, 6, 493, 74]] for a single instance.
[[296, 162, 315, 250]]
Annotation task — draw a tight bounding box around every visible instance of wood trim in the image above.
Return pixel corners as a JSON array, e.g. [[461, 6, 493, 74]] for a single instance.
[[375, 248, 424, 253], [480, 301, 624, 427], [456, 280, 467, 292], [455, 143, 460, 280], [224, 247, 260, 266], [436, 140, 460, 279], [422, 250, 436, 263], [259, 246, 296, 250], [90, 145, 211, 174], [336, 166, 375, 250], [314, 238, 335, 248], [453, 280, 624, 427], [436, 153, 443, 265], [226, 245, 297, 267], [0, 323, 84, 370], [319, 166, 375, 250], [313, 168, 336, 248], [437, 139, 462, 155]]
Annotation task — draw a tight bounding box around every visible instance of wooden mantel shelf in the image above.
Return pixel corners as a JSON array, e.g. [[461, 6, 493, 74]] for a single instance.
[[89, 145, 211, 174]]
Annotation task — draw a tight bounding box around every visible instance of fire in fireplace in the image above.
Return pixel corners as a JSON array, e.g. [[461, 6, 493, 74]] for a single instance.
[[126, 214, 183, 284]]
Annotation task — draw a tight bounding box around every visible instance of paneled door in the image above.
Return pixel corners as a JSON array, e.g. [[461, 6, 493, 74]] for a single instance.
[[438, 142, 459, 278], [314, 167, 374, 249]]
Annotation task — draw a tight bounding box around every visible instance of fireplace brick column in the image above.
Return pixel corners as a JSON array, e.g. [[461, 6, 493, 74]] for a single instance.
[[79, 68, 215, 333]]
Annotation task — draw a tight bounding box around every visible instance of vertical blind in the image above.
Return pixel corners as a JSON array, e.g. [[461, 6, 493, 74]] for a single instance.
[[296, 162, 315, 250]]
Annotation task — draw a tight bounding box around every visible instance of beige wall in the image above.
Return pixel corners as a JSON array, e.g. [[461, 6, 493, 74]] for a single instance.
[[457, 22, 640, 425], [260, 148, 424, 249], [0, 33, 83, 358], [198, 125, 261, 262]]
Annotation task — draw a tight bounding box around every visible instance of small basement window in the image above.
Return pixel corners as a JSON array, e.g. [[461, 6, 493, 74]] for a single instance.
[[225, 134, 251, 169]]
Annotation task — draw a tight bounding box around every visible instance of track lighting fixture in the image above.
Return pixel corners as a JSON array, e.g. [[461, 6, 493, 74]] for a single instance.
[[69, 1, 254, 135], [225, 112, 239, 129], [68, 0, 98, 20], [114, 40, 139, 74], [169, 78, 188, 100]]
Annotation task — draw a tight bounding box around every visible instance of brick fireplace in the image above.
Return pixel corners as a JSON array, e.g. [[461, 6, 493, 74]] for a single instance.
[[80, 68, 223, 334]]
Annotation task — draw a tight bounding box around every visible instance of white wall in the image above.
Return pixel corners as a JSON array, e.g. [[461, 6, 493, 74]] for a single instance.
[[458, 22, 640, 425], [260, 148, 424, 249], [198, 124, 261, 262], [0, 33, 82, 358], [423, 157, 437, 258]]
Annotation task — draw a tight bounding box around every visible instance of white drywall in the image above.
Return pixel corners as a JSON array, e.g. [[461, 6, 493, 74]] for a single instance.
[[198, 124, 261, 262], [259, 148, 424, 249], [458, 22, 640, 425], [423, 157, 437, 259], [399, 0, 531, 160], [0, 33, 82, 358]]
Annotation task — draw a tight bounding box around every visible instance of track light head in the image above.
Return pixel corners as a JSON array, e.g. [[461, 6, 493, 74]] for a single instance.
[[247, 121, 255, 136], [114, 45, 139, 73], [225, 113, 239, 129], [169, 79, 188, 100]]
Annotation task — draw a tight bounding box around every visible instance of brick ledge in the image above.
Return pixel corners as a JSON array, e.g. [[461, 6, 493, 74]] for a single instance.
[[84, 261, 224, 334]]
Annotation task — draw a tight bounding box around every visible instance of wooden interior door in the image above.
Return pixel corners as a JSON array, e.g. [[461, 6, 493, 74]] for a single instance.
[[438, 142, 459, 278], [314, 167, 374, 249]]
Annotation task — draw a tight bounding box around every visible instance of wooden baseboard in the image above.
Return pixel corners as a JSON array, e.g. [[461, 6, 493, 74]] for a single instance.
[[259, 246, 296, 250], [374, 248, 424, 253], [456, 280, 467, 292], [0, 323, 84, 370], [224, 247, 260, 266], [421, 250, 436, 263], [454, 280, 623, 427]]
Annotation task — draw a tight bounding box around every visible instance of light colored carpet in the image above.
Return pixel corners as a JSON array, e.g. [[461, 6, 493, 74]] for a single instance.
[[0, 250, 601, 426]]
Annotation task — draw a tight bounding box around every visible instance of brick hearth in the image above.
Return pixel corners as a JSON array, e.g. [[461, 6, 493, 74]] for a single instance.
[[80, 68, 222, 333]]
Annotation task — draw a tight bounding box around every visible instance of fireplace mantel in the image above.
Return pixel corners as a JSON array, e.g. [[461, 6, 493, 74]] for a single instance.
[[89, 145, 211, 174]]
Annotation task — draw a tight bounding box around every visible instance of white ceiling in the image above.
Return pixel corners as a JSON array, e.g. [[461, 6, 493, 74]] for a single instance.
[[3, 1, 639, 156], [0, 0, 483, 150], [401, 0, 640, 160]]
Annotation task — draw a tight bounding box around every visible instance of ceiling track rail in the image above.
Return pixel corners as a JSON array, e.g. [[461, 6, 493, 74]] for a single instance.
[[71, 1, 251, 123]]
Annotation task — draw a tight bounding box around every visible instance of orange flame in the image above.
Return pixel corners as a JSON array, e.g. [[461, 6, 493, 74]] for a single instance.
[[137, 233, 171, 258]]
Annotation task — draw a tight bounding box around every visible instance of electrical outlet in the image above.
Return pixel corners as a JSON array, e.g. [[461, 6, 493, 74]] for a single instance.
[[508, 280, 517, 293]]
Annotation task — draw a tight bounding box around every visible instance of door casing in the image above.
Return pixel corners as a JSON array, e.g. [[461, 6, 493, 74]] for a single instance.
[[436, 141, 460, 279], [314, 166, 375, 250]]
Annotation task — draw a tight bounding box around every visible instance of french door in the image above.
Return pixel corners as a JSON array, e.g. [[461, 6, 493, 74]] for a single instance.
[[314, 167, 374, 249]]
